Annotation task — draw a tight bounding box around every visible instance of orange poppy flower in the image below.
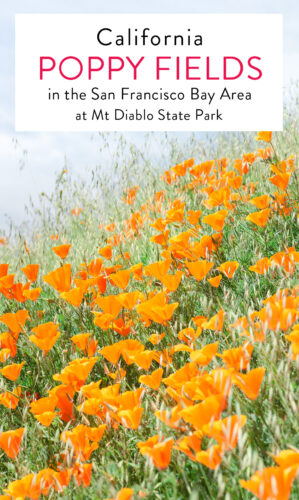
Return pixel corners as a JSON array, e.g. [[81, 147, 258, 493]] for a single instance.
[[43, 264, 72, 293], [246, 208, 271, 227], [175, 431, 203, 461], [187, 210, 202, 225], [23, 287, 42, 301], [105, 488, 134, 500], [196, 445, 223, 470], [48, 384, 74, 422], [21, 264, 39, 282], [144, 259, 172, 280], [240, 465, 298, 500], [202, 210, 228, 232], [93, 312, 114, 330], [136, 292, 178, 325], [203, 415, 247, 450], [0, 361, 25, 381], [0, 238, 7, 245], [166, 206, 184, 223], [123, 185, 139, 205], [170, 344, 193, 357], [0, 348, 11, 363], [53, 357, 98, 390], [104, 264, 122, 276], [35, 411, 56, 427], [52, 244, 71, 259], [186, 260, 214, 281], [150, 218, 168, 232], [148, 332, 166, 345], [61, 424, 106, 461], [249, 257, 270, 275], [105, 222, 116, 232], [249, 195, 271, 209], [243, 153, 256, 164], [160, 271, 183, 291], [71, 333, 98, 357], [0, 263, 9, 278], [120, 339, 145, 365], [116, 291, 144, 310], [163, 362, 200, 389], [4, 473, 42, 499], [150, 230, 170, 247], [30, 322, 61, 353], [0, 331, 18, 358], [72, 463, 92, 488], [0, 310, 29, 334], [0, 387, 21, 409], [95, 294, 123, 318], [139, 368, 163, 390], [138, 435, 174, 469], [274, 449, 299, 469], [107, 367, 126, 382], [256, 298, 298, 331], [79, 380, 102, 400], [60, 287, 84, 307], [147, 301, 178, 325], [208, 275, 222, 287], [88, 258, 103, 276], [172, 159, 193, 176], [10, 282, 30, 303], [112, 318, 132, 338], [219, 343, 253, 371], [228, 175, 242, 190], [109, 270, 131, 290], [255, 131, 272, 142], [192, 315, 207, 328], [269, 173, 291, 191], [232, 367, 265, 399], [168, 231, 191, 252], [203, 187, 230, 209], [118, 406, 143, 429], [233, 158, 249, 175], [0, 428, 24, 459], [155, 404, 185, 431], [201, 310, 225, 331], [285, 325, 299, 360], [100, 343, 123, 365], [257, 147, 273, 159], [190, 342, 219, 366], [178, 327, 201, 345], [99, 245, 112, 259], [0, 271, 14, 286], [130, 263, 143, 281], [190, 160, 214, 178], [217, 261, 239, 279], [133, 350, 156, 370], [116, 388, 144, 412], [179, 394, 223, 430], [270, 249, 298, 274], [95, 275, 108, 294], [30, 395, 58, 416]]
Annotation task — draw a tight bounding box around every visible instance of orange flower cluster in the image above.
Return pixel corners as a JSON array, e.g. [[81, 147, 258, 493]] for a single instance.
[[0, 131, 298, 499]]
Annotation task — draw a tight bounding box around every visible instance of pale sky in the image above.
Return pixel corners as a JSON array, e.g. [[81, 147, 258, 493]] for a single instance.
[[0, 0, 298, 229]]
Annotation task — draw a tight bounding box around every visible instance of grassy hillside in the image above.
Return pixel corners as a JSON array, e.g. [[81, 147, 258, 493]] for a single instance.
[[0, 92, 298, 499]]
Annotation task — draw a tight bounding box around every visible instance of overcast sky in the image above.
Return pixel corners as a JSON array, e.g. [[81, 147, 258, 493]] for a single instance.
[[0, 0, 298, 229]]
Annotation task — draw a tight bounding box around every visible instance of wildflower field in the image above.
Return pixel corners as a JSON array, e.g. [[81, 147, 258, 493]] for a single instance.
[[0, 100, 298, 499]]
